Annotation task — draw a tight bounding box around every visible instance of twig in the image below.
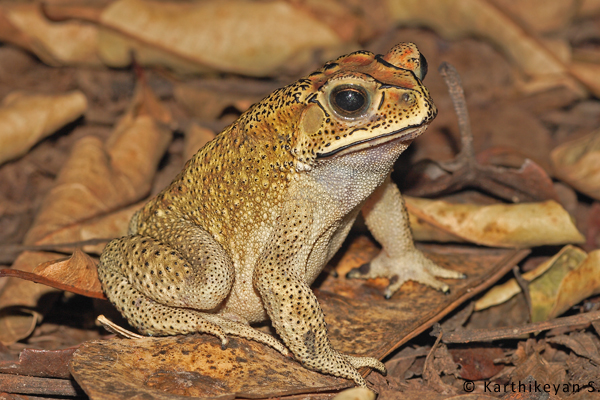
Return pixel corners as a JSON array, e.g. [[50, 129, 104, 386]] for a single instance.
[[512, 265, 532, 320], [442, 310, 600, 343], [438, 62, 475, 169]]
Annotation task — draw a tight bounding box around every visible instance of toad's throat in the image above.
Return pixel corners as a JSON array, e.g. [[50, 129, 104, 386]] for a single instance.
[[315, 124, 427, 159]]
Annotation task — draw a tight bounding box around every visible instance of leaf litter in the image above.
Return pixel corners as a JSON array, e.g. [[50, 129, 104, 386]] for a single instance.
[[2, 1, 600, 399]]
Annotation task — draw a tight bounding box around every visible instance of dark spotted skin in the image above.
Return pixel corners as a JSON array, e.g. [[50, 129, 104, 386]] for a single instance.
[[98, 43, 464, 388]]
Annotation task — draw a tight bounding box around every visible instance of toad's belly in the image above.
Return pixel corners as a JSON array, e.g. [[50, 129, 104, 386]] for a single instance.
[[219, 265, 268, 323]]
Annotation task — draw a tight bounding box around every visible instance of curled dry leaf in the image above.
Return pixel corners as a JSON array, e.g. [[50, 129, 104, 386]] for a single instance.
[[24, 81, 172, 245], [0, 250, 106, 337], [406, 197, 584, 248], [0, 90, 87, 165], [476, 245, 600, 322], [530, 247, 600, 322], [32, 249, 104, 298], [0, 3, 102, 67], [551, 130, 600, 200], [475, 245, 586, 310]]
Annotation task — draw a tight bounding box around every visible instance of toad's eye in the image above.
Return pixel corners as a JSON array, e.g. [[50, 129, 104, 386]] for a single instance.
[[330, 85, 369, 117]]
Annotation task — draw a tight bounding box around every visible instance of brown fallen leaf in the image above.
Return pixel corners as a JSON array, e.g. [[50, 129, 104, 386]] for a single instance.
[[0, 90, 87, 165], [0, 251, 61, 345], [31, 249, 103, 298], [408, 212, 465, 244], [385, 0, 593, 96], [174, 84, 260, 123], [0, 250, 106, 343], [71, 335, 350, 399], [406, 197, 584, 248], [0, 3, 102, 67], [70, 242, 528, 399], [32, 202, 142, 255], [450, 346, 505, 380], [23, 79, 172, 245], [45, 0, 349, 76], [183, 123, 215, 162], [547, 332, 600, 365], [551, 129, 600, 201]]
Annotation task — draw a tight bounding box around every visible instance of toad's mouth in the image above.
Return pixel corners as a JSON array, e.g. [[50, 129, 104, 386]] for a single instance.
[[315, 124, 428, 159]]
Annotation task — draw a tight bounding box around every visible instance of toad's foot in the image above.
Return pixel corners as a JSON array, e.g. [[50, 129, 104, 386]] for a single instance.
[[346, 247, 466, 298], [343, 354, 386, 374]]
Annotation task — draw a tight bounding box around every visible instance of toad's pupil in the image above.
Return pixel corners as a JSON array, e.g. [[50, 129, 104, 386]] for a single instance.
[[335, 89, 365, 113]]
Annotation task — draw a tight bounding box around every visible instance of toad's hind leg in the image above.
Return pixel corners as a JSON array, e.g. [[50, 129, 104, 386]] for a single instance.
[[97, 221, 289, 355]]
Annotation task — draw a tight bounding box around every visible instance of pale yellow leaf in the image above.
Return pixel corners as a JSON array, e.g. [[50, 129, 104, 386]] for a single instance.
[[475, 245, 586, 311], [2, 3, 102, 67], [0, 91, 87, 165], [551, 129, 600, 201], [406, 197, 584, 248]]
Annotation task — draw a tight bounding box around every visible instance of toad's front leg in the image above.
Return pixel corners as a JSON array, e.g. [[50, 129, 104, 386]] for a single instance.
[[348, 175, 465, 298], [253, 207, 385, 387]]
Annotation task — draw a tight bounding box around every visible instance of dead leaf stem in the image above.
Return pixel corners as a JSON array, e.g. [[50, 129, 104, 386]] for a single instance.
[[441, 310, 600, 344]]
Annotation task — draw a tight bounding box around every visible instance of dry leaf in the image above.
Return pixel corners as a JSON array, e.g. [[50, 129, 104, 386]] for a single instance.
[[32, 202, 142, 255], [0, 3, 102, 67], [70, 244, 527, 399], [174, 83, 260, 122], [0, 251, 61, 345], [475, 245, 587, 310], [33, 249, 103, 297], [24, 81, 172, 245], [491, 0, 577, 33], [385, 0, 593, 96], [95, 0, 345, 76], [551, 129, 600, 200], [406, 197, 584, 248], [0, 91, 87, 165], [71, 335, 351, 399], [476, 246, 600, 322], [547, 332, 600, 364], [530, 247, 600, 322], [184, 123, 215, 162], [0, 249, 106, 300]]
